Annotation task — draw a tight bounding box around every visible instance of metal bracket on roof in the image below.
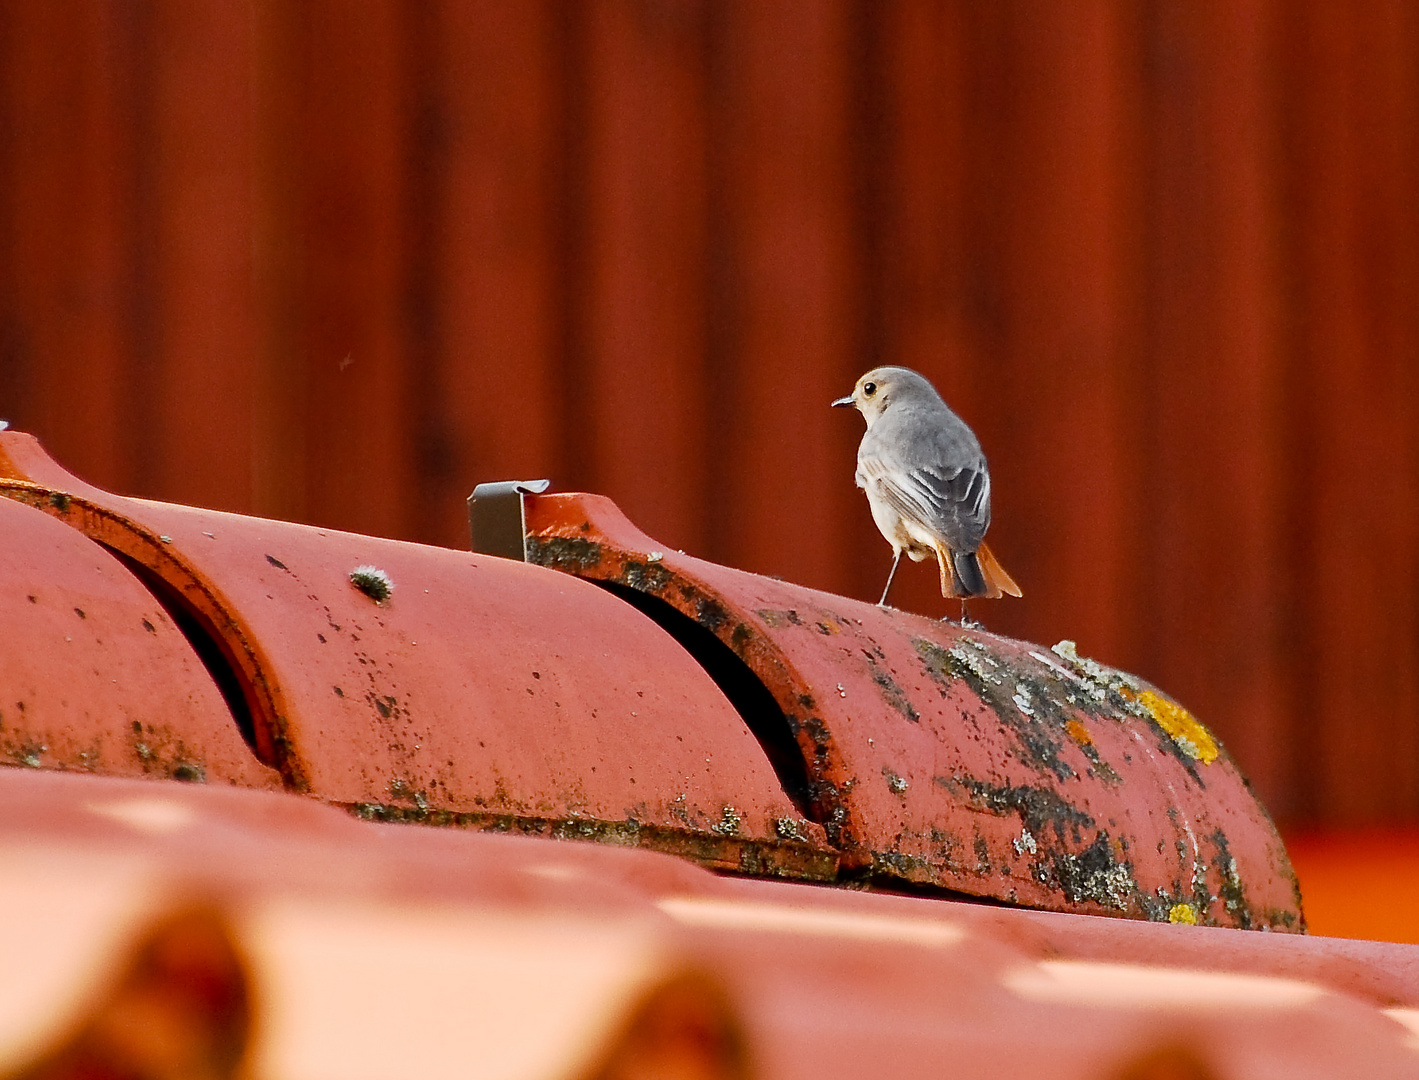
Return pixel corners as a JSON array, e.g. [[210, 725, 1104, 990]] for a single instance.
[[468, 479, 551, 562]]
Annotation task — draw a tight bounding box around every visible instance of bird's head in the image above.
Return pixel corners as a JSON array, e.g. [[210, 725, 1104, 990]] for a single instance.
[[831, 366, 939, 428]]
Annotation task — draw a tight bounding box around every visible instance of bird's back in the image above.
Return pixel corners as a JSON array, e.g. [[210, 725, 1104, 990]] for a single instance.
[[857, 392, 991, 552]]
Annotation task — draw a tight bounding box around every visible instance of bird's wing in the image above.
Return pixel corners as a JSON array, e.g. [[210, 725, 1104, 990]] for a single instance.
[[857, 449, 991, 551]]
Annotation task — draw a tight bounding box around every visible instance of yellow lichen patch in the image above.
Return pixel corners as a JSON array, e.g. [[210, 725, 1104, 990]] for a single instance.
[[1136, 690, 1219, 764], [1064, 717, 1094, 748], [1169, 903, 1198, 925]]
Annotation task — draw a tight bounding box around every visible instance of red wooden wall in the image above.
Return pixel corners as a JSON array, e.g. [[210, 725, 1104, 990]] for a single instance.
[[2, 1, 1417, 828]]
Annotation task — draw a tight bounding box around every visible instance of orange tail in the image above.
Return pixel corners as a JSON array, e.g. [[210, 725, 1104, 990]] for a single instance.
[[934, 540, 1022, 599], [976, 540, 1022, 598]]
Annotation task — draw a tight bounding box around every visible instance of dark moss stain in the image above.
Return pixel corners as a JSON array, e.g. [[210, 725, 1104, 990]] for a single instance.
[[525, 535, 603, 573], [8, 741, 45, 768], [387, 777, 429, 811], [369, 693, 400, 721], [864, 651, 919, 723], [914, 637, 1084, 781], [114, 721, 212, 784], [349, 568, 393, 604], [1070, 730, 1122, 784], [695, 597, 729, 632], [730, 623, 753, 653], [1209, 828, 1252, 930], [343, 803, 840, 882], [949, 776, 1095, 844], [914, 637, 990, 697], [1041, 833, 1136, 910], [1000, 680, 1079, 781], [868, 849, 933, 880], [754, 608, 803, 628], [781, 711, 841, 841], [882, 766, 909, 794], [1140, 713, 1207, 788], [925, 827, 965, 874], [619, 558, 672, 592], [786, 712, 833, 766], [1001, 713, 1071, 781], [48, 491, 70, 513], [973, 833, 991, 874]]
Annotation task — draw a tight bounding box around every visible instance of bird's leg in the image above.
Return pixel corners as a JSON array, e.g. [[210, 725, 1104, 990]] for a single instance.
[[957, 597, 983, 631], [878, 551, 903, 607]]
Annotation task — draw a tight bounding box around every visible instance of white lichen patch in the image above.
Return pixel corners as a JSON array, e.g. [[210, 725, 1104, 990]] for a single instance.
[[1172, 734, 1203, 759], [1012, 682, 1035, 716], [1013, 829, 1038, 856], [1051, 640, 1148, 716], [949, 643, 1001, 685], [1083, 863, 1136, 910], [774, 817, 807, 841], [349, 565, 395, 604], [712, 805, 743, 836], [1220, 852, 1242, 911]]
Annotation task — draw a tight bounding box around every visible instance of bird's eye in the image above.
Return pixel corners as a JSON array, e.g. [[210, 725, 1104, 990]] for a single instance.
[[863, 382, 877, 396]]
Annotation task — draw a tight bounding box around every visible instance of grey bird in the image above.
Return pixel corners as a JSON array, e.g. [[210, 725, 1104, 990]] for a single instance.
[[833, 366, 1021, 615]]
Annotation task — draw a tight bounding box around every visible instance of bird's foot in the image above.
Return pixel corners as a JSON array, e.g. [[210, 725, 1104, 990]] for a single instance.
[[943, 614, 984, 630]]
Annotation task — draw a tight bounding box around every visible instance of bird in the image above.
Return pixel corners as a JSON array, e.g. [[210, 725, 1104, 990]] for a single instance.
[[832, 366, 1021, 620]]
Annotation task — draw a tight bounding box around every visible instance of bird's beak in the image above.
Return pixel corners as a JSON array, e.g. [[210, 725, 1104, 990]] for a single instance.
[[831, 395, 855, 409]]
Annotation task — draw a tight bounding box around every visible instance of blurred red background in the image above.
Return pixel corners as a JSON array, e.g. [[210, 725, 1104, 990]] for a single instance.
[[1, 2, 1416, 936]]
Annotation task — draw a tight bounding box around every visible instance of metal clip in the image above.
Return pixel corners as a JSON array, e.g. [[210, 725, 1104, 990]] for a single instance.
[[468, 479, 551, 561]]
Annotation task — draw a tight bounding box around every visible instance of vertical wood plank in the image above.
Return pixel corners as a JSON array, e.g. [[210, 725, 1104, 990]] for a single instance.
[[578, 0, 711, 555], [955, 1, 1149, 653], [295, 0, 412, 540], [714, 0, 861, 590], [250, 0, 311, 524], [1283, 1, 1419, 822], [416, 0, 564, 549], [0, 3, 134, 492], [1139, 0, 1292, 812], [143, 0, 256, 512]]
